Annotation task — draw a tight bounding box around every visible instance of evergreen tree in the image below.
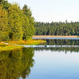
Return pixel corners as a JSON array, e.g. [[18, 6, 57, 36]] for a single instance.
[[22, 5, 35, 40], [35, 21, 79, 36]]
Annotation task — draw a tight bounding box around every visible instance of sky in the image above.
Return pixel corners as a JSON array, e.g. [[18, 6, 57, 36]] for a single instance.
[[8, 0, 79, 22]]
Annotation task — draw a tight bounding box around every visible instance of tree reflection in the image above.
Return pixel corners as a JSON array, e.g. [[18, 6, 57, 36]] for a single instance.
[[45, 39, 79, 45], [34, 47, 79, 53], [0, 48, 34, 79], [35, 39, 79, 52]]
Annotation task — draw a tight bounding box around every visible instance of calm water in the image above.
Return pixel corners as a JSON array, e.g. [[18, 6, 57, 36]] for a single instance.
[[26, 50, 79, 79], [0, 39, 79, 79]]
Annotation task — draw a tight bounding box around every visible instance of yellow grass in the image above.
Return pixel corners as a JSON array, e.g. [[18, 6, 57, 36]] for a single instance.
[[0, 42, 23, 51], [0, 39, 46, 51], [7, 39, 46, 45], [0, 46, 22, 51]]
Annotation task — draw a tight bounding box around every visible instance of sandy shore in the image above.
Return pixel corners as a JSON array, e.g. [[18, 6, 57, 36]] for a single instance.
[[33, 35, 78, 38]]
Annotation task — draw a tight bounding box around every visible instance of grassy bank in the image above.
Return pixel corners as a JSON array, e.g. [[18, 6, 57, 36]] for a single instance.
[[7, 39, 46, 45], [0, 39, 46, 51], [0, 43, 22, 51]]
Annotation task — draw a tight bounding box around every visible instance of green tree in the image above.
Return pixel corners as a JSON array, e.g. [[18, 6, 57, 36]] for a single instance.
[[22, 5, 35, 40], [1, 0, 10, 10], [8, 3, 23, 40], [0, 5, 9, 41]]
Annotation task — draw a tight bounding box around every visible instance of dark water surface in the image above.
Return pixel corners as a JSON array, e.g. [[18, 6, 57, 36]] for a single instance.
[[0, 39, 79, 79]]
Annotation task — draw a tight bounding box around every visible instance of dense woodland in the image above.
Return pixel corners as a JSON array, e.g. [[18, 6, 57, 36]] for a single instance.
[[1, 0, 79, 42], [0, 0, 35, 41], [35, 21, 79, 36]]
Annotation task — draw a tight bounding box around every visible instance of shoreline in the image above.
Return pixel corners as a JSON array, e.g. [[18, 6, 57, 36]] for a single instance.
[[33, 35, 78, 38], [0, 39, 46, 51]]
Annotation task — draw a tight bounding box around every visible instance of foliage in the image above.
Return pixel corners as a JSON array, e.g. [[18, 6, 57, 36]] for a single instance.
[[22, 5, 35, 40], [35, 21, 79, 36], [1, 0, 10, 10], [0, 5, 9, 41], [0, 0, 35, 41], [8, 3, 23, 40]]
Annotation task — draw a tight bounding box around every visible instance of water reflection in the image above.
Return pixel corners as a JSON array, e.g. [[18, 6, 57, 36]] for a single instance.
[[34, 47, 79, 52], [22, 39, 79, 49], [0, 39, 79, 79], [44, 39, 79, 45], [0, 48, 34, 79]]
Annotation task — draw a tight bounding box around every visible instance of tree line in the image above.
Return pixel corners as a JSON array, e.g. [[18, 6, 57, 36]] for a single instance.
[[35, 21, 79, 35], [0, 0, 35, 41]]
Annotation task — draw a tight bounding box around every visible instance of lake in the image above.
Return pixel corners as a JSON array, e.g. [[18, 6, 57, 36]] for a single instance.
[[0, 38, 79, 79]]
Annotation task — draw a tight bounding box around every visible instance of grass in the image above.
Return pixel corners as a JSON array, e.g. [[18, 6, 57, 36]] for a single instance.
[[0, 39, 46, 51], [7, 39, 46, 45], [0, 45, 22, 51], [0, 43, 7, 47], [0, 42, 22, 51]]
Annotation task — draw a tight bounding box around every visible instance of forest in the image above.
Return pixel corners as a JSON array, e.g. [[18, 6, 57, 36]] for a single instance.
[[0, 0, 35, 41], [1, 0, 79, 43], [35, 21, 79, 36]]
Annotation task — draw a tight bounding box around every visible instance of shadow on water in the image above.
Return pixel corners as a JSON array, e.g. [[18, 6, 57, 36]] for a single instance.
[[0, 48, 34, 79]]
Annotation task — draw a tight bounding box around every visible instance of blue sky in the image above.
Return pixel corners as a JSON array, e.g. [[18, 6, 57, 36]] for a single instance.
[[8, 0, 79, 22]]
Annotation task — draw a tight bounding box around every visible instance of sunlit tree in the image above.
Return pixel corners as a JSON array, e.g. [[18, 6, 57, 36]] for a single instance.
[[8, 3, 23, 40], [0, 5, 9, 41]]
